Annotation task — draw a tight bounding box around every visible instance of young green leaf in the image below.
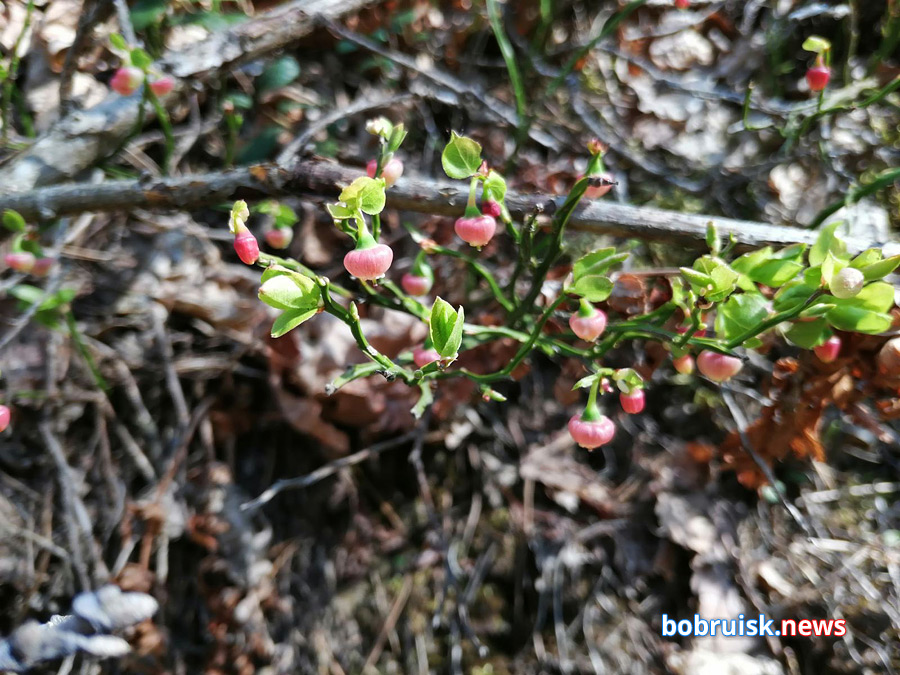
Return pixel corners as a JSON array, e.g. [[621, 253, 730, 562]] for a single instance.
[[271, 308, 318, 338], [573, 248, 629, 281], [441, 132, 482, 179], [483, 170, 507, 202], [339, 177, 386, 215], [859, 255, 900, 282], [429, 297, 465, 358], [715, 294, 770, 341], [826, 306, 892, 334], [802, 36, 831, 54], [569, 276, 614, 302], [809, 221, 847, 267], [2, 209, 26, 233], [784, 317, 831, 349], [258, 271, 320, 311]]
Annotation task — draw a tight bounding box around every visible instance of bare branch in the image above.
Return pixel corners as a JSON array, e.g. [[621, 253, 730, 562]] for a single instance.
[[0, 0, 375, 192], [0, 159, 882, 253]]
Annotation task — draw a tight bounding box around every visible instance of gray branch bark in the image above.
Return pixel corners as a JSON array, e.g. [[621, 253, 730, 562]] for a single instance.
[[0, 0, 373, 193], [0, 159, 878, 253]]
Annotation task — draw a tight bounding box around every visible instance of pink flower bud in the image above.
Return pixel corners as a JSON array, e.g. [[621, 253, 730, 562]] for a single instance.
[[344, 242, 393, 281], [4, 252, 36, 273], [481, 199, 502, 218], [233, 230, 260, 265], [697, 350, 743, 383], [673, 354, 695, 375], [413, 346, 441, 369], [829, 267, 864, 299], [454, 215, 497, 248], [264, 228, 293, 250], [580, 171, 615, 198], [675, 0, 689, 8], [31, 257, 55, 278], [401, 272, 432, 296], [568, 414, 615, 449], [806, 65, 831, 92], [0, 405, 9, 432], [367, 158, 404, 187], [569, 307, 608, 342], [149, 75, 175, 96], [110, 66, 144, 96], [814, 336, 841, 363], [620, 389, 645, 414]]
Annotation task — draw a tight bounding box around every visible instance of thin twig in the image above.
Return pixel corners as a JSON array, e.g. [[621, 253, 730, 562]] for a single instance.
[[241, 430, 418, 511], [720, 388, 814, 538]]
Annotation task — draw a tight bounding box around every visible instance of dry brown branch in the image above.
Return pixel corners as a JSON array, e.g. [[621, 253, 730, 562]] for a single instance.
[[0, 0, 374, 192], [0, 159, 882, 253]]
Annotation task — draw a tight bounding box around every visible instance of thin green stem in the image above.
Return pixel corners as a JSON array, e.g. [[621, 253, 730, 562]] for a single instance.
[[509, 177, 590, 324], [724, 291, 823, 349], [429, 244, 514, 312], [146, 88, 174, 173], [486, 0, 527, 145], [0, 0, 35, 146], [319, 280, 413, 383], [808, 165, 900, 229]]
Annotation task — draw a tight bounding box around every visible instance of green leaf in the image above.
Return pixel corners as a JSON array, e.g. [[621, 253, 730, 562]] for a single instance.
[[271, 308, 318, 337], [441, 132, 482, 179], [2, 209, 26, 232], [569, 275, 614, 302], [258, 56, 301, 92], [716, 294, 770, 341], [732, 247, 773, 275], [802, 35, 831, 53], [680, 266, 713, 292], [130, 0, 167, 30], [387, 123, 407, 153], [784, 318, 831, 349], [573, 248, 628, 281], [826, 306, 892, 334], [109, 33, 129, 51], [749, 259, 804, 287], [809, 221, 847, 266], [258, 271, 320, 311], [429, 297, 465, 358], [129, 47, 153, 70], [859, 255, 900, 282], [850, 248, 882, 269], [773, 282, 818, 312], [339, 177, 386, 215], [483, 170, 507, 202]]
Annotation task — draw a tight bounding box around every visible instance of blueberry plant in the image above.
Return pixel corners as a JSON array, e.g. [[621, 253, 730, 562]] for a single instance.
[[221, 118, 899, 450]]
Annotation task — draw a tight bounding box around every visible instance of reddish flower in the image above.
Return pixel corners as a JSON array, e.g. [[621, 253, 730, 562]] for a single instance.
[[401, 272, 432, 296], [4, 252, 35, 273], [0, 405, 9, 433], [413, 346, 441, 369], [367, 157, 404, 187], [454, 214, 497, 248], [110, 66, 144, 96], [233, 229, 260, 265], [806, 65, 831, 92], [568, 414, 615, 449], [149, 76, 175, 96], [264, 228, 293, 250], [569, 303, 608, 342], [697, 350, 743, 383], [814, 336, 841, 363], [620, 390, 645, 414]]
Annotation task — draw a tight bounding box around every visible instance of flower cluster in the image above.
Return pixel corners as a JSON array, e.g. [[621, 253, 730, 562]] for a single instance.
[[222, 118, 897, 454]]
